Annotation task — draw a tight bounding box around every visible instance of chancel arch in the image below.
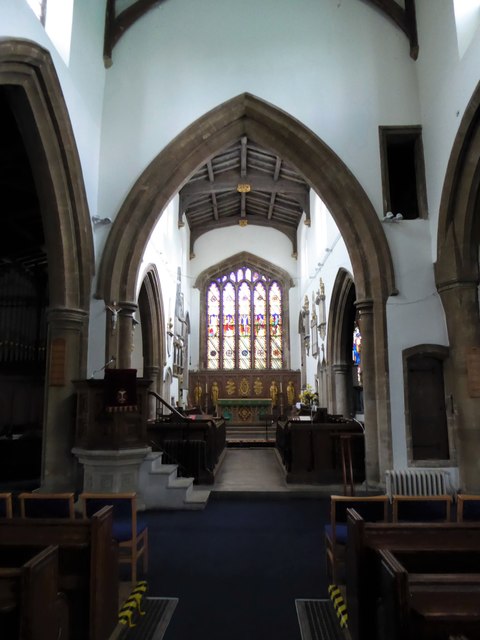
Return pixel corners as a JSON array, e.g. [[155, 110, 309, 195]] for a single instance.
[[436, 79, 480, 491], [97, 92, 396, 484], [0, 39, 94, 489]]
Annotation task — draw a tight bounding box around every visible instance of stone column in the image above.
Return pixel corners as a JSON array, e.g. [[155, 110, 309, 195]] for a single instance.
[[438, 279, 480, 491], [42, 307, 89, 491], [117, 302, 138, 369], [332, 363, 351, 417], [144, 364, 161, 421], [355, 299, 379, 485]]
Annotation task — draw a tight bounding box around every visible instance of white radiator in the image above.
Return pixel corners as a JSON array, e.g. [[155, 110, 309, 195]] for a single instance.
[[385, 469, 453, 498]]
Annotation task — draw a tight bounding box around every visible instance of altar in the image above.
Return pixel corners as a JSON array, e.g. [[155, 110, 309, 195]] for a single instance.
[[217, 398, 273, 425]]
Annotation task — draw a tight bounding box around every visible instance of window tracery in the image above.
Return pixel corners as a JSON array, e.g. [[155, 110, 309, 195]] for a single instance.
[[206, 265, 284, 370]]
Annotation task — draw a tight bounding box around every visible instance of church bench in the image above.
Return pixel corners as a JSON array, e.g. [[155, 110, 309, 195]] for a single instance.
[[378, 547, 480, 640], [0, 545, 67, 640], [275, 419, 365, 484], [0, 506, 118, 640], [345, 508, 480, 640]]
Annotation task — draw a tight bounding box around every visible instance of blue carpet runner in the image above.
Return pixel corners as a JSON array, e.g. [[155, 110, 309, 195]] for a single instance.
[[296, 599, 346, 640]]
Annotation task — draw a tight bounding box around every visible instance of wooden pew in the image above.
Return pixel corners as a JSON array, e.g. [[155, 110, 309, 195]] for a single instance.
[[346, 508, 480, 640], [0, 545, 67, 640], [0, 506, 118, 640], [378, 548, 480, 640], [275, 418, 365, 484]]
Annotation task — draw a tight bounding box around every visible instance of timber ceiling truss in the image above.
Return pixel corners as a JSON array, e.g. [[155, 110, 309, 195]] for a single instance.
[[179, 136, 311, 258], [103, 0, 418, 67]]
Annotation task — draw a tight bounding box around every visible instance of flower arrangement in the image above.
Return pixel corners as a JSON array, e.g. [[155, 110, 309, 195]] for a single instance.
[[299, 384, 318, 407]]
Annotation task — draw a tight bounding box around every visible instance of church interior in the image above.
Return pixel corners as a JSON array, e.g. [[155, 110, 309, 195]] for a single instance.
[[1, 1, 480, 639]]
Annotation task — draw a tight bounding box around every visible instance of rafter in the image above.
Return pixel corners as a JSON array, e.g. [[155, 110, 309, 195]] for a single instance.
[[360, 0, 418, 60]]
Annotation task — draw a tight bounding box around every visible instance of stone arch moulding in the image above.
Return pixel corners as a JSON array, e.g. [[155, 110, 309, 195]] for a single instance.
[[435, 80, 480, 491], [0, 38, 94, 313], [138, 265, 166, 394], [0, 38, 95, 489], [326, 268, 356, 368], [97, 92, 396, 484], [194, 251, 294, 290]]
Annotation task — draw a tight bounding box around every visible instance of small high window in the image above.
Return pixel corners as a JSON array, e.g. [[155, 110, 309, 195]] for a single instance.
[[26, 0, 74, 65], [26, 0, 47, 25], [379, 126, 428, 220]]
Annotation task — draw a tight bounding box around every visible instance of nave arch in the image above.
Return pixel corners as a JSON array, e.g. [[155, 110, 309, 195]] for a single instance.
[[436, 80, 480, 491], [327, 269, 358, 419], [97, 92, 396, 484], [0, 39, 95, 488], [138, 266, 166, 397]]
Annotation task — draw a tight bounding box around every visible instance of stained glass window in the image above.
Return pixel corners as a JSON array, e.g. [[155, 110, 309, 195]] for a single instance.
[[269, 282, 282, 370], [207, 283, 220, 369], [206, 265, 284, 370], [353, 323, 362, 385]]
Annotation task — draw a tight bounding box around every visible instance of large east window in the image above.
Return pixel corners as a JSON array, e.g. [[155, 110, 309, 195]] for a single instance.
[[206, 266, 284, 370]]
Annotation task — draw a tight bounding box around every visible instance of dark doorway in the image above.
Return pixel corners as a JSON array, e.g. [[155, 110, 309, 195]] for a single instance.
[[407, 353, 449, 460]]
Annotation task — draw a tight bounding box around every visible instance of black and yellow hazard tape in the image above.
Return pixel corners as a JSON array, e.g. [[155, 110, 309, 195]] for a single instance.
[[118, 581, 148, 628], [328, 584, 348, 629]]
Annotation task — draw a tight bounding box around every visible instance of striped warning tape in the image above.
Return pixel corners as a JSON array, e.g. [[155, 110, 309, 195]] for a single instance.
[[328, 584, 348, 629], [118, 581, 148, 628]]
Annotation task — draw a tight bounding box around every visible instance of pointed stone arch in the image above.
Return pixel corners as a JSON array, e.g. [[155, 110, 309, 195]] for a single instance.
[[0, 38, 95, 489], [436, 80, 480, 491], [327, 268, 356, 371], [98, 92, 395, 484], [138, 265, 166, 397]]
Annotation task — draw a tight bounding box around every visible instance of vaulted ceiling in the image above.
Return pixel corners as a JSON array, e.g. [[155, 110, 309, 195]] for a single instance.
[[179, 137, 310, 258], [103, 0, 418, 67]]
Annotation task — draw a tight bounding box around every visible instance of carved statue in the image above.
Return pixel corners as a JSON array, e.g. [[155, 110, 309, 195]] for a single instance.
[[287, 380, 295, 406], [194, 381, 203, 407], [211, 381, 219, 407], [270, 380, 279, 407]]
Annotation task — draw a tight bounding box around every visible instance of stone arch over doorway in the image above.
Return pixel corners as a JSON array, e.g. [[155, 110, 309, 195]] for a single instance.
[[0, 39, 95, 489], [98, 92, 396, 483], [436, 80, 480, 491]]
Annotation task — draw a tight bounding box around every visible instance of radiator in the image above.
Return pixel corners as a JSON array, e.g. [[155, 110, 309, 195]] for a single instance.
[[385, 469, 453, 498]]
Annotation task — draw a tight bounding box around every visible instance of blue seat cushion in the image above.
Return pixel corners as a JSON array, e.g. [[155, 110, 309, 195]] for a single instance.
[[112, 514, 148, 542], [324, 523, 348, 544]]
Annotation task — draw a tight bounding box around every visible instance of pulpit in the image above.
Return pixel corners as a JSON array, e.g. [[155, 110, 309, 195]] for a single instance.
[[72, 373, 152, 450], [72, 373, 153, 495]]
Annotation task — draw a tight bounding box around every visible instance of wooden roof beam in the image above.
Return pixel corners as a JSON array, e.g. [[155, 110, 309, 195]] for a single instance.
[[361, 0, 418, 60], [104, 0, 169, 68]]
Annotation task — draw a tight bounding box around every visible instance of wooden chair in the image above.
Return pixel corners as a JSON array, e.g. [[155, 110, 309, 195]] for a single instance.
[[325, 494, 389, 585], [79, 492, 148, 583], [18, 492, 75, 519], [392, 494, 453, 523], [456, 494, 480, 522], [0, 492, 12, 518]]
